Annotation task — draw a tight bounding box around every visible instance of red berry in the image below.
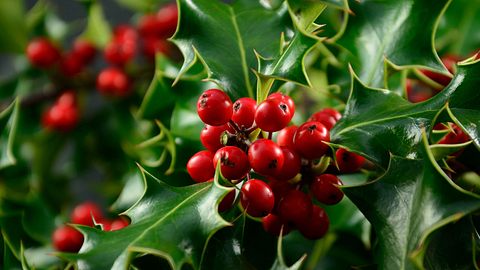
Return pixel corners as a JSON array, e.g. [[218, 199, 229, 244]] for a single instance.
[[138, 14, 160, 38], [70, 202, 103, 227], [309, 111, 337, 130], [311, 174, 344, 205], [42, 92, 78, 132], [336, 148, 365, 173], [319, 108, 341, 121], [297, 205, 329, 240], [273, 146, 301, 181], [419, 55, 459, 86], [218, 189, 236, 212], [156, 3, 178, 38], [104, 39, 136, 66], [52, 225, 84, 252], [187, 150, 215, 183], [277, 190, 312, 226], [276, 125, 298, 149], [110, 217, 130, 231], [248, 139, 284, 177], [267, 92, 295, 115], [113, 25, 138, 42], [231, 97, 257, 129], [406, 79, 434, 103], [72, 39, 96, 64], [200, 124, 230, 153], [197, 89, 233, 126], [293, 121, 330, 160], [142, 37, 172, 59], [262, 214, 291, 236], [26, 38, 61, 68], [60, 52, 84, 77], [268, 178, 294, 211], [255, 98, 293, 132], [438, 124, 470, 144], [96, 67, 131, 96], [213, 146, 250, 180], [240, 179, 275, 217]]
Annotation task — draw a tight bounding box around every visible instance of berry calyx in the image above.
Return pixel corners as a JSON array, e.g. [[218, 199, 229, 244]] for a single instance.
[[96, 67, 131, 96], [311, 174, 344, 205], [255, 98, 293, 132], [335, 148, 365, 173], [52, 225, 84, 252], [293, 121, 330, 160], [200, 124, 231, 153], [267, 92, 295, 115], [240, 179, 275, 217], [26, 38, 61, 68], [277, 189, 312, 226], [213, 146, 250, 180], [297, 205, 329, 240], [248, 139, 285, 177], [70, 202, 104, 227], [187, 150, 215, 183], [197, 89, 233, 126], [231, 97, 257, 130]]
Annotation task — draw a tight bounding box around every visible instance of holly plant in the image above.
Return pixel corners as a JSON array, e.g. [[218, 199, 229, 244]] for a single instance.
[[1, 0, 479, 269]]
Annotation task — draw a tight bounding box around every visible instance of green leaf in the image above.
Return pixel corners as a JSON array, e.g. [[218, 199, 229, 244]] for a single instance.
[[172, 0, 291, 100], [115, 0, 171, 12], [331, 61, 480, 168], [337, 0, 449, 87], [270, 231, 306, 270], [0, 100, 19, 170], [342, 135, 480, 270], [65, 165, 230, 269], [80, 0, 112, 47], [0, 0, 27, 53]]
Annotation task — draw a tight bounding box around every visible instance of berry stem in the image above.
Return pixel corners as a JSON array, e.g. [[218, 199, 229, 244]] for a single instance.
[[268, 132, 272, 140], [228, 119, 242, 134]]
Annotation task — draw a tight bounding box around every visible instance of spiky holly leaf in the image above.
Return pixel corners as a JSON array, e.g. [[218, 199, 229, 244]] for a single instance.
[[330, 61, 480, 168], [64, 166, 230, 269], [343, 135, 480, 270], [0, 100, 18, 170], [337, 0, 449, 87], [172, 0, 292, 100]]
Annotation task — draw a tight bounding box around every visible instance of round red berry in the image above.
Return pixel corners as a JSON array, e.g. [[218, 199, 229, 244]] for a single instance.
[[110, 217, 130, 231], [218, 189, 236, 212], [240, 179, 275, 217], [156, 3, 178, 38], [336, 148, 365, 173], [142, 37, 172, 59], [262, 213, 291, 236], [267, 92, 295, 115], [200, 124, 230, 153], [72, 39, 96, 64], [277, 189, 312, 226], [297, 205, 329, 240], [213, 146, 250, 180], [42, 92, 78, 132], [197, 89, 233, 126], [60, 52, 84, 77], [113, 25, 138, 42], [96, 67, 131, 96], [26, 38, 61, 68], [70, 202, 104, 227], [138, 14, 160, 38], [231, 97, 257, 130], [248, 139, 284, 177], [311, 174, 344, 205], [255, 98, 293, 132], [438, 124, 470, 144], [104, 39, 136, 66], [187, 150, 215, 183], [293, 121, 330, 160], [52, 225, 84, 252], [309, 111, 337, 130], [273, 146, 301, 181], [276, 125, 298, 149]]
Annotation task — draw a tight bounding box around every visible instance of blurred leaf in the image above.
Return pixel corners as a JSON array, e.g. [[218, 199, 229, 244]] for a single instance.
[[172, 0, 292, 100], [110, 170, 145, 212], [80, 1, 112, 47], [24, 246, 60, 269], [116, 0, 170, 12], [65, 165, 230, 269], [22, 196, 55, 244], [338, 0, 449, 87], [270, 231, 306, 270], [0, 101, 19, 170], [0, 0, 27, 53], [343, 135, 480, 269]]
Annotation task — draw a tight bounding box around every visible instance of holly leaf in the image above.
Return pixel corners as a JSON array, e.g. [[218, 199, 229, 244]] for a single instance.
[[64, 165, 230, 269], [0, 0, 27, 53], [342, 135, 480, 270], [80, 0, 112, 47], [270, 231, 306, 270], [337, 0, 449, 87], [0, 100, 19, 170], [331, 61, 480, 168], [172, 0, 291, 100]]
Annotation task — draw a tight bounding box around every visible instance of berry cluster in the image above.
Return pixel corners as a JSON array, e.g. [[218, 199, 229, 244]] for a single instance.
[[52, 202, 129, 253], [25, 2, 178, 132], [187, 89, 366, 239]]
